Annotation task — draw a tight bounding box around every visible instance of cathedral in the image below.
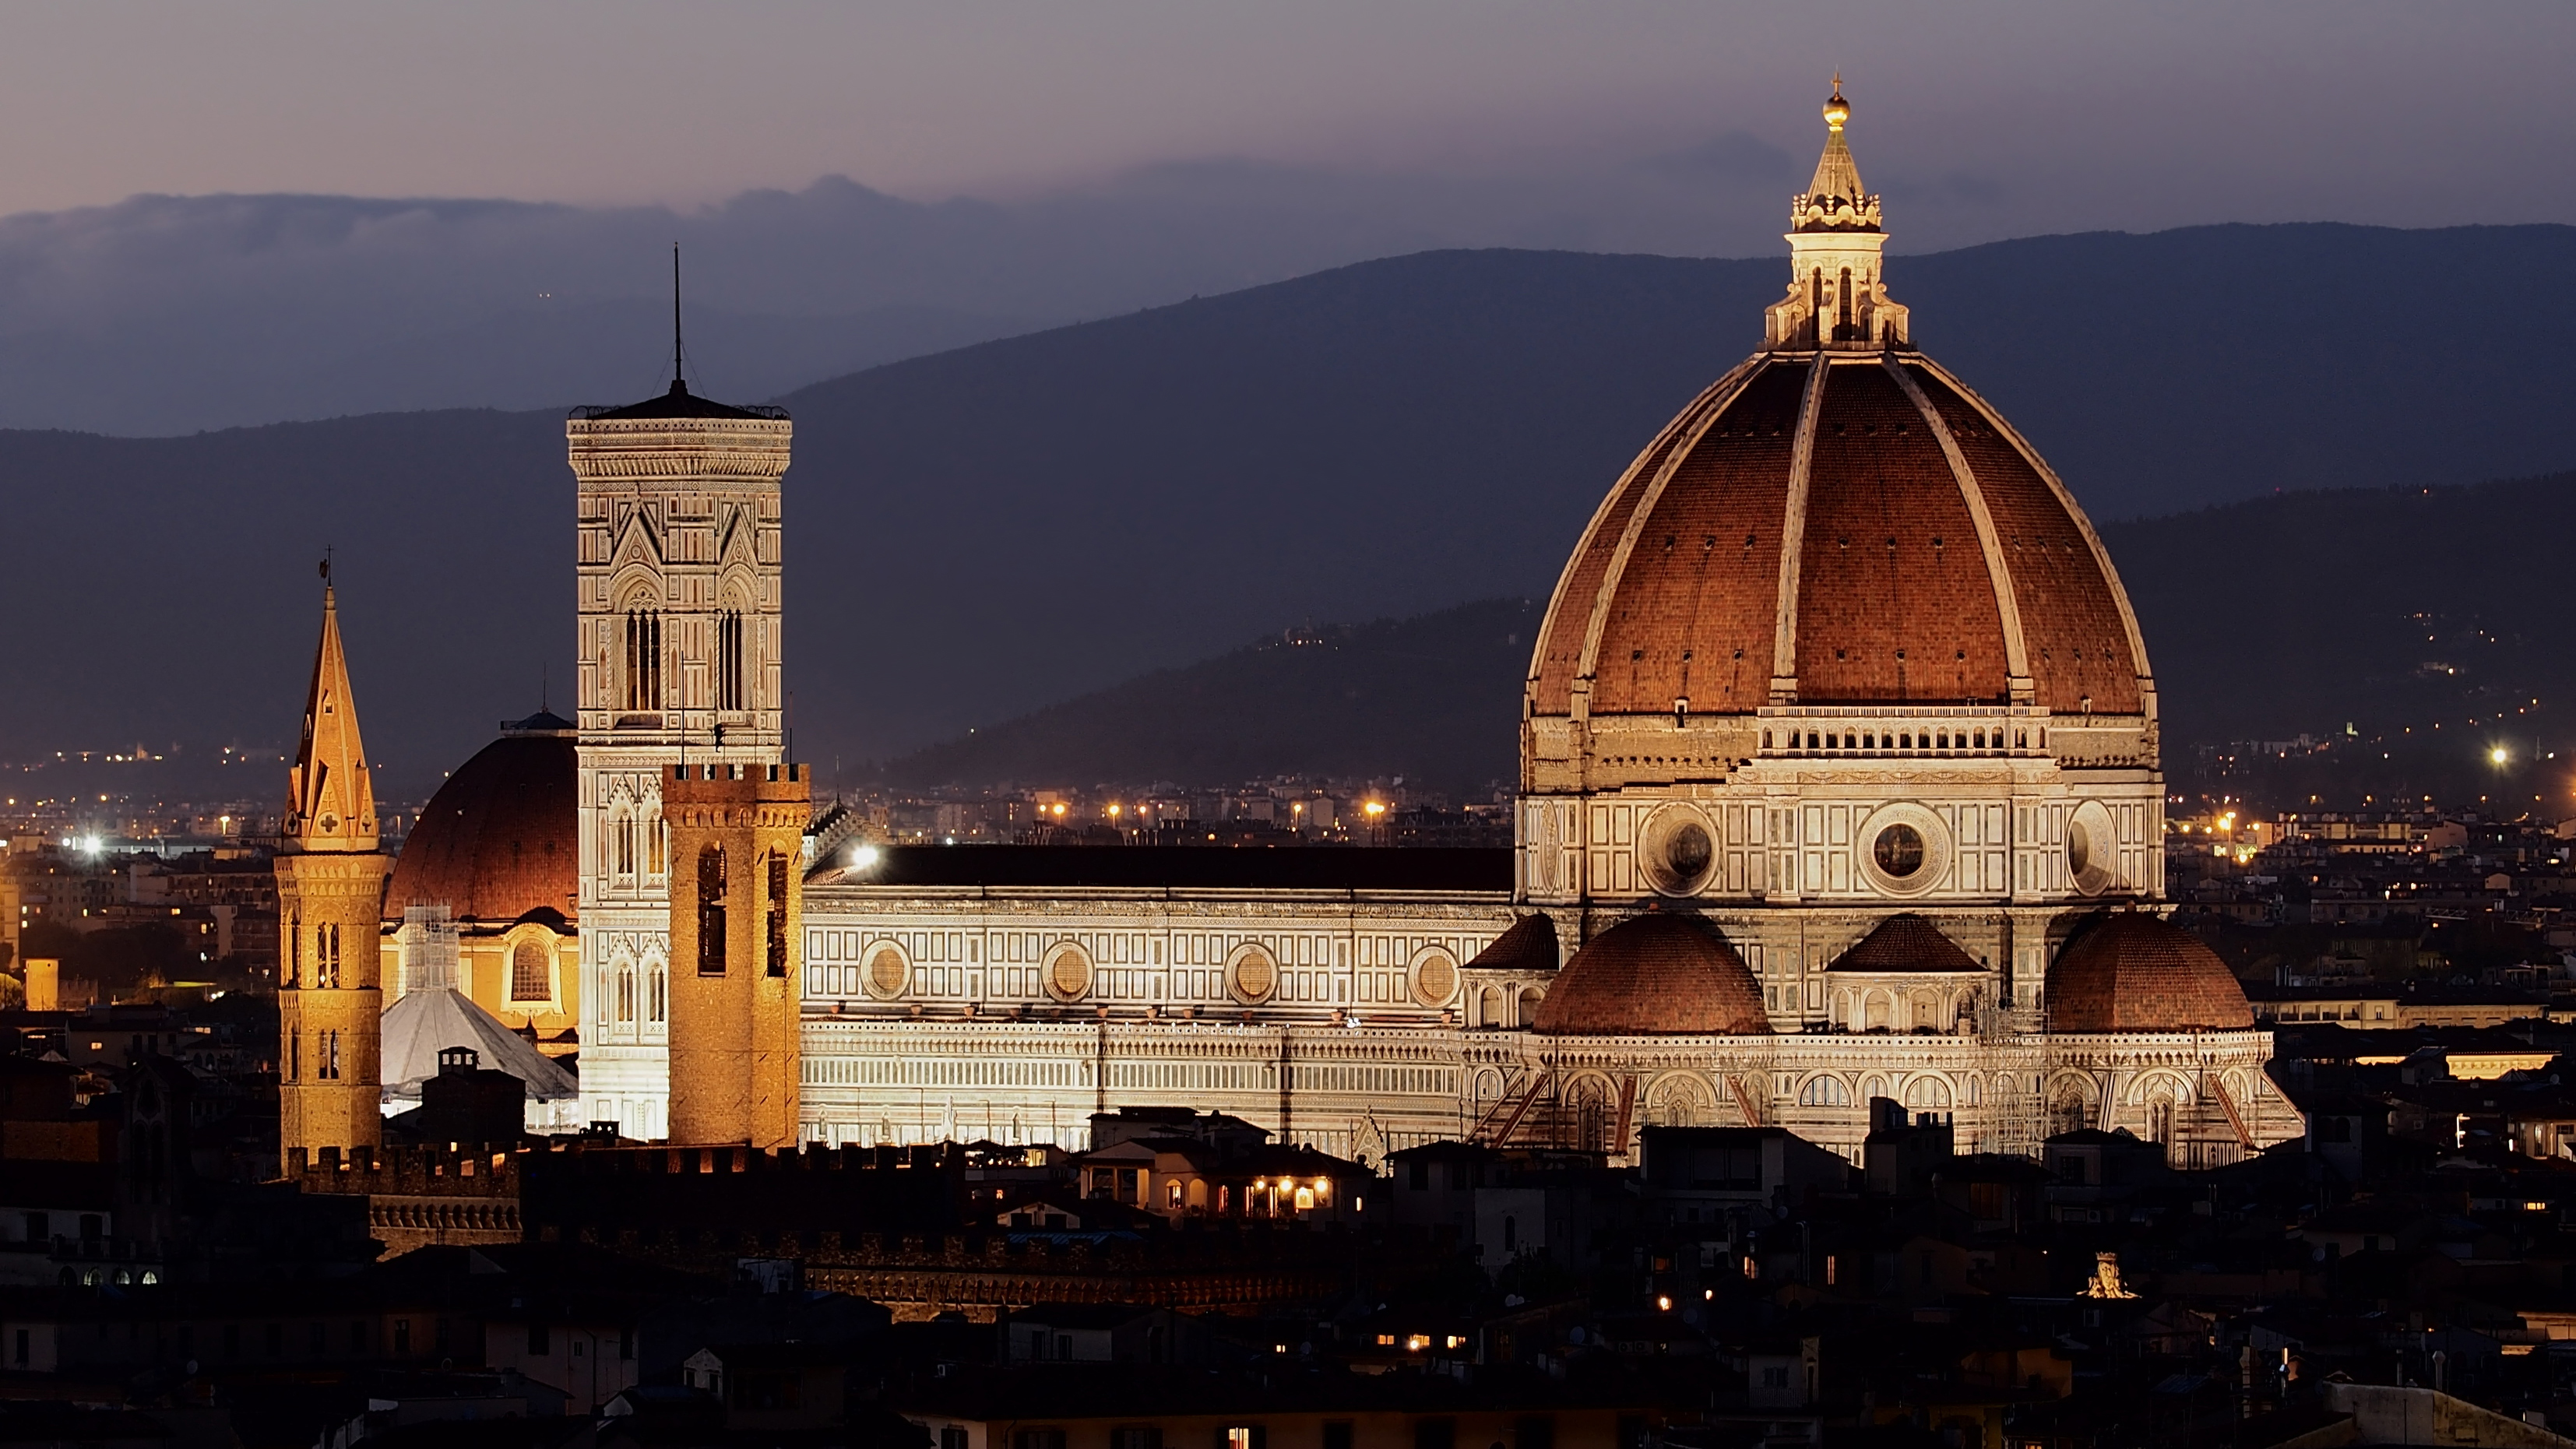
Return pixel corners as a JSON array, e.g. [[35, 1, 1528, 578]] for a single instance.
[[283, 86, 2296, 1177]]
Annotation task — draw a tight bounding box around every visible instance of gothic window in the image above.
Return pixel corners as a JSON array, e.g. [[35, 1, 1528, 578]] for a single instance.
[[511, 940, 551, 1003], [715, 608, 746, 711], [647, 813, 666, 877], [287, 913, 301, 988], [697, 846, 728, 975], [648, 962, 668, 1022], [765, 852, 790, 978], [287, 1032, 299, 1081], [623, 609, 663, 711], [1797, 1075, 1852, 1107], [317, 1030, 340, 1081], [616, 961, 637, 1024]]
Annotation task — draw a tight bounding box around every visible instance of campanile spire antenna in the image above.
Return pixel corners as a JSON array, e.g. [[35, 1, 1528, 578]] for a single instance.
[[671, 244, 687, 395]]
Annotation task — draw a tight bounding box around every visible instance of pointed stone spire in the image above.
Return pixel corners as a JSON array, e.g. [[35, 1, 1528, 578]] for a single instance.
[[1765, 77, 1910, 351], [285, 571, 379, 853]]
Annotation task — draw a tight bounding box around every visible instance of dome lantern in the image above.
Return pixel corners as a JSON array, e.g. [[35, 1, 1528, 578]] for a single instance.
[[1768, 78, 1908, 351]]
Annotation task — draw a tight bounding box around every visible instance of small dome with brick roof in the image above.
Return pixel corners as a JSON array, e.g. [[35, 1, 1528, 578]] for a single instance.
[[2046, 912, 2252, 1032], [1526, 83, 2148, 729], [1531, 913, 1768, 1035], [384, 712, 578, 927], [1827, 913, 1982, 972]]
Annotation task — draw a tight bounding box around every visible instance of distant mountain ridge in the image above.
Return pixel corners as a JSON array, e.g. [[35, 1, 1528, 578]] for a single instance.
[[885, 473, 2576, 800], [881, 600, 1542, 797], [2, 227, 2572, 797]]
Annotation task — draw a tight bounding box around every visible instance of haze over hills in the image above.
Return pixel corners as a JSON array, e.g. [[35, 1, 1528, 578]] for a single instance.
[[2, 227, 2573, 802], [0, 159, 1780, 438]]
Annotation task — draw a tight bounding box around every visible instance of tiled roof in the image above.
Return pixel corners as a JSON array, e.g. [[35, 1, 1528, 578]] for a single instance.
[[813, 846, 1510, 894], [1529, 354, 2145, 717], [572, 378, 787, 421], [384, 730, 578, 925], [1464, 913, 1560, 974], [1530, 913, 1768, 1036], [1827, 913, 1983, 972], [2045, 912, 2254, 1032]]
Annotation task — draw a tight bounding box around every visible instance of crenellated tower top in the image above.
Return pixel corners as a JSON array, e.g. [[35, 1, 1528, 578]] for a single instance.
[[1765, 77, 1910, 351]]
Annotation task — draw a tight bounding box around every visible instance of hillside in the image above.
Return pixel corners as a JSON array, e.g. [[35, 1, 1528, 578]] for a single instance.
[[2, 227, 2573, 793], [882, 600, 1540, 797], [885, 473, 2576, 804]]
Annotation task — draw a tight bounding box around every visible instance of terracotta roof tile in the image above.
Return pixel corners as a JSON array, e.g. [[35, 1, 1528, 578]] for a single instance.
[[2046, 912, 2252, 1032], [1528, 355, 2148, 719], [1464, 913, 1559, 975], [1531, 913, 1768, 1035], [384, 729, 578, 926], [1826, 913, 1983, 972]]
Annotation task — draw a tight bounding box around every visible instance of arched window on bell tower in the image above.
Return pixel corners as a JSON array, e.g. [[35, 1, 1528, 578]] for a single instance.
[[714, 607, 746, 712], [623, 607, 663, 712]]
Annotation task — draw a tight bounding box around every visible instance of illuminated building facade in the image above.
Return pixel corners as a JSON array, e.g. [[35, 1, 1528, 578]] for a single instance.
[[784, 86, 2293, 1167], [514, 87, 2294, 1166]]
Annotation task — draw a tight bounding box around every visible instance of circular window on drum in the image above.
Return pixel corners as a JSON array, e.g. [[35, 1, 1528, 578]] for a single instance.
[[1226, 944, 1278, 1004], [1856, 803, 1951, 898], [1409, 947, 1459, 1007], [1639, 802, 1719, 896], [862, 941, 911, 1000], [2065, 800, 2120, 896], [1043, 943, 1093, 1002]]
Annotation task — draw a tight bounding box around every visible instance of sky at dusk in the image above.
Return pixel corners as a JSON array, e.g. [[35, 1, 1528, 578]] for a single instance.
[[0, 1, 2566, 437], [0, 2, 2568, 251]]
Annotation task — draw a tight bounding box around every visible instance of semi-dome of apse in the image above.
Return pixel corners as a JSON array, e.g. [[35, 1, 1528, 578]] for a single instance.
[[1530, 912, 1769, 1036], [1826, 913, 1983, 972], [2045, 911, 2254, 1032]]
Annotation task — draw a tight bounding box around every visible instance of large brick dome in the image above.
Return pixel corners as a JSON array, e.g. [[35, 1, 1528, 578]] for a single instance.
[[385, 712, 578, 927], [1531, 913, 1768, 1035], [2045, 912, 2252, 1032], [1528, 351, 2146, 720]]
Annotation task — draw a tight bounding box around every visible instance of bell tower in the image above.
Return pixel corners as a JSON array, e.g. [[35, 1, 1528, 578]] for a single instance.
[[276, 570, 390, 1174], [565, 283, 792, 1140], [662, 761, 808, 1146]]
